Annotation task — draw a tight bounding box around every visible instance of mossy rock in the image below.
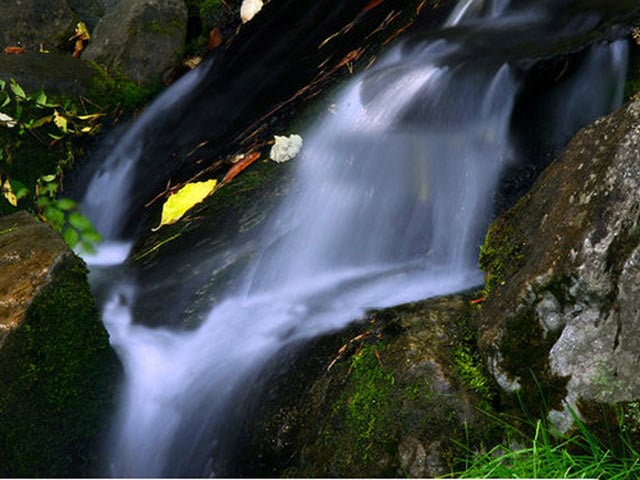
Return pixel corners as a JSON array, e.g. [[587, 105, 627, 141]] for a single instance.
[[234, 294, 501, 478], [0, 212, 121, 477], [477, 95, 640, 437]]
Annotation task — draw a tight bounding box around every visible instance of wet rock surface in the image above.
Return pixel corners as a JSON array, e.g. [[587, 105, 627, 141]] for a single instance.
[[478, 96, 640, 426]]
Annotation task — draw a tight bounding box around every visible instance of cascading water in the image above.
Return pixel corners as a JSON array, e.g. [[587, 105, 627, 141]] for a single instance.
[[80, 0, 630, 476]]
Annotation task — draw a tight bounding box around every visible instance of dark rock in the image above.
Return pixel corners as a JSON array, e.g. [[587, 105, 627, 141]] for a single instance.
[[82, 0, 188, 85], [67, 0, 118, 30], [0, 52, 99, 96], [0, 211, 121, 476], [0, 0, 78, 52], [478, 96, 640, 430]]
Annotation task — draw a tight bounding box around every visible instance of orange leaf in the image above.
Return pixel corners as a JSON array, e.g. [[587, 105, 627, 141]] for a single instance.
[[335, 49, 363, 69], [3, 46, 24, 55], [222, 152, 261, 184], [470, 297, 485, 305], [361, 0, 383, 13], [208, 28, 223, 50], [416, 0, 427, 15]]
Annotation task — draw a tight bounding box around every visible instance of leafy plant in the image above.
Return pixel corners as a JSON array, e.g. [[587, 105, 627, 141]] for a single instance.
[[0, 79, 103, 252]]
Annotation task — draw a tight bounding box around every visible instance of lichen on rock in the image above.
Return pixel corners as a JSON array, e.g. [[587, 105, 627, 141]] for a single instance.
[[478, 95, 640, 432]]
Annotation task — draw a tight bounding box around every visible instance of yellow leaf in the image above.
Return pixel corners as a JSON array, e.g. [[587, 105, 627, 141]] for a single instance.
[[154, 179, 217, 230], [53, 110, 68, 132], [77, 112, 105, 121], [2, 179, 17, 207], [71, 22, 91, 41]]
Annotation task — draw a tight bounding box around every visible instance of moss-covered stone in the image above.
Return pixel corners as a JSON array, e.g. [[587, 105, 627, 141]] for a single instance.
[[0, 215, 120, 476], [236, 294, 502, 478]]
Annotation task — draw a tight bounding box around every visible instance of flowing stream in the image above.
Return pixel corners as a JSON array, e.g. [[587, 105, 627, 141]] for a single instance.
[[80, 0, 629, 476]]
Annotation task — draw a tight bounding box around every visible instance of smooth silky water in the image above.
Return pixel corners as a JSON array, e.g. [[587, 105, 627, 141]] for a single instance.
[[79, 0, 629, 475]]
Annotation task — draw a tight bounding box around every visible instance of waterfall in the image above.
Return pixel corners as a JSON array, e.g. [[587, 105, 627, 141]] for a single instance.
[[79, 0, 630, 476]]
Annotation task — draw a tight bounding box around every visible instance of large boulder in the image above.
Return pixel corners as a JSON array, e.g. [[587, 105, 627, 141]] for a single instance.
[[233, 295, 499, 477], [0, 0, 77, 52], [478, 95, 640, 430], [82, 0, 188, 85], [0, 211, 121, 476]]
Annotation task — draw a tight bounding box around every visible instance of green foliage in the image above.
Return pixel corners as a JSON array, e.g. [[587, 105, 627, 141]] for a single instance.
[[0, 256, 121, 476], [455, 412, 640, 479], [36, 174, 102, 253], [0, 79, 103, 251]]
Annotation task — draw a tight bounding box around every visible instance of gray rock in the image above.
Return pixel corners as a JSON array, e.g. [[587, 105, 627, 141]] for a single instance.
[[82, 0, 188, 85], [0, 0, 78, 52], [478, 96, 640, 428]]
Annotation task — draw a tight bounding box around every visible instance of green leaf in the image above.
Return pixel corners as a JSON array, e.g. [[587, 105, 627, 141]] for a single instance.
[[43, 205, 65, 231], [53, 110, 68, 133], [68, 211, 92, 231], [56, 198, 77, 211], [9, 180, 29, 200], [79, 240, 97, 255], [34, 89, 48, 107], [63, 228, 79, 248], [0, 79, 6, 91], [0, 94, 10, 108], [41, 174, 57, 182], [31, 115, 53, 129], [81, 229, 102, 243], [10, 79, 26, 99], [37, 196, 50, 208]]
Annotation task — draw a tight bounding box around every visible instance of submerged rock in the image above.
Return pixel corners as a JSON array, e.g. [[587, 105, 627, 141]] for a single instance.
[[82, 0, 188, 85], [234, 295, 499, 477], [0, 211, 120, 476], [478, 96, 640, 429]]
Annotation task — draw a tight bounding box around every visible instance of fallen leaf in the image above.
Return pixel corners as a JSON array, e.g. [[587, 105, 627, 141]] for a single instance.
[[3, 46, 24, 55], [361, 0, 384, 13], [240, 0, 264, 23], [70, 22, 91, 58], [222, 152, 261, 184], [154, 179, 218, 230], [208, 28, 223, 50]]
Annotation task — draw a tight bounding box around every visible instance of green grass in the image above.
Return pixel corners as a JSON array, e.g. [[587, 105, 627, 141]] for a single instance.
[[453, 412, 640, 479]]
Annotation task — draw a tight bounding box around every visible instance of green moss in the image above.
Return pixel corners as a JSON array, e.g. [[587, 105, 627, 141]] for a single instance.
[[479, 216, 525, 295], [0, 255, 121, 476], [87, 62, 157, 112], [344, 345, 396, 459]]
